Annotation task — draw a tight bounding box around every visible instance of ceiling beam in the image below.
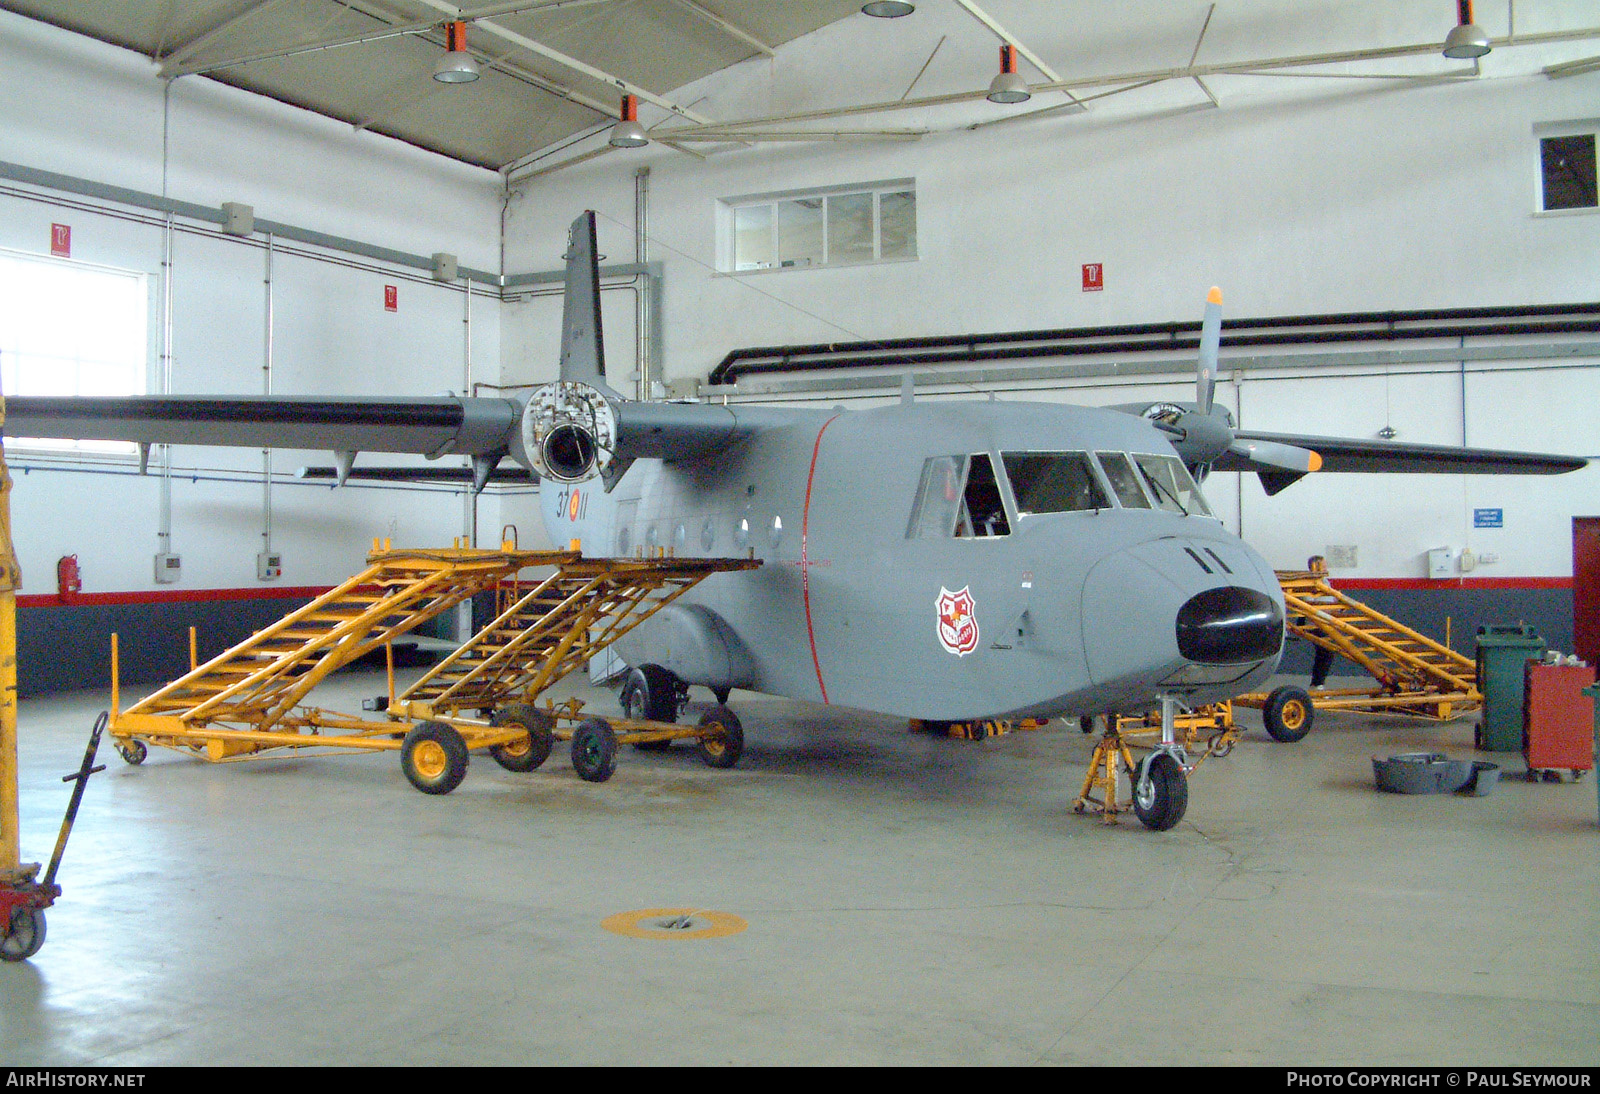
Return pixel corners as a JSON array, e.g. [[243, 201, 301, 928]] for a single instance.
[[157, 0, 281, 71], [663, 25, 1600, 136], [1544, 54, 1600, 78], [413, 0, 716, 124], [664, 0, 775, 58], [162, 0, 574, 78]]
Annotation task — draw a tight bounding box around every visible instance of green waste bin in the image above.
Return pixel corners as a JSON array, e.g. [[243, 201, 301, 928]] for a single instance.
[[1583, 683, 1600, 826], [1475, 624, 1545, 752]]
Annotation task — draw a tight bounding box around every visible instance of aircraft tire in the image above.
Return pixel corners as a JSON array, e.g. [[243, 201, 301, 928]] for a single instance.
[[571, 718, 619, 783], [1132, 753, 1188, 831], [1263, 685, 1315, 743], [488, 703, 554, 772], [401, 721, 469, 795], [623, 665, 678, 751], [696, 705, 744, 769], [1, 907, 46, 962]]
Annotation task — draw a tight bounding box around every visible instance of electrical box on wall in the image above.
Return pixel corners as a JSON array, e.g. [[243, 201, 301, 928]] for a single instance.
[[1427, 547, 1453, 579], [154, 553, 181, 584], [221, 202, 254, 236], [257, 552, 282, 581], [431, 252, 457, 282]]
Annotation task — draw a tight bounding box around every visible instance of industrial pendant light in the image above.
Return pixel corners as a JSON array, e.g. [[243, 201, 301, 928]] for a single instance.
[[1442, 0, 1491, 59], [433, 21, 480, 83], [609, 94, 649, 148], [987, 43, 1030, 104], [861, 2, 915, 17]]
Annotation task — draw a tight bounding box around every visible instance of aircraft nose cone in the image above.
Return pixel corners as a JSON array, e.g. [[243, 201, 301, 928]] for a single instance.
[[1175, 586, 1283, 664]]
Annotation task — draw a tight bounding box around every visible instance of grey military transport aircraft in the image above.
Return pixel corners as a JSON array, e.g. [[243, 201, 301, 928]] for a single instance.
[[5, 212, 1585, 830]]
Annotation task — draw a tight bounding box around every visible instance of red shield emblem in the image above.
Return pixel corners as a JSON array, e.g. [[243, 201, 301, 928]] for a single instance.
[[936, 586, 980, 657]]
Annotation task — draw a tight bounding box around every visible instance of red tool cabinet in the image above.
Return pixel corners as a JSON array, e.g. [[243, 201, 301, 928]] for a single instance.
[[1523, 662, 1597, 774]]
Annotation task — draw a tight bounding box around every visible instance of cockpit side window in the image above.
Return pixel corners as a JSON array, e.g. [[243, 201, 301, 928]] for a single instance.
[[1132, 453, 1213, 516], [907, 454, 1010, 539], [1095, 452, 1152, 509], [1002, 452, 1110, 516]]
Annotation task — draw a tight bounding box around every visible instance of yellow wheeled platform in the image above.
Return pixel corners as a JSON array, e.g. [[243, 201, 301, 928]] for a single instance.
[[107, 543, 758, 793]]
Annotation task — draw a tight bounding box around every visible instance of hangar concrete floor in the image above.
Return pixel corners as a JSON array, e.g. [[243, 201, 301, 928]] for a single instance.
[[3, 671, 1597, 1067]]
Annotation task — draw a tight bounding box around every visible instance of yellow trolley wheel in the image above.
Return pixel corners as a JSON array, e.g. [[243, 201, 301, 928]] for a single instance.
[[1263, 685, 1315, 743], [488, 703, 554, 773], [115, 738, 147, 766], [401, 721, 470, 795], [571, 718, 618, 783], [696, 705, 744, 770]]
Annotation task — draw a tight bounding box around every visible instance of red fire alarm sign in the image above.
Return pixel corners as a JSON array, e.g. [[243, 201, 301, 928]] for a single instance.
[[1082, 263, 1103, 292], [51, 223, 71, 258], [384, 285, 398, 312]]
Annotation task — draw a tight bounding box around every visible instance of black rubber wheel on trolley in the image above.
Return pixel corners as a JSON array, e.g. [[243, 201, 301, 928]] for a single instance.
[[711, 686, 732, 706], [1263, 685, 1315, 743], [622, 664, 678, 751], [115, 739, 147, 766], [1132, 753, 1188, 832], [401, 721, 470, 795], [488, 704, 555, 772], [696, 705, 744, 770], [571, 718, 619, 783], [0, 907, 46, 963]]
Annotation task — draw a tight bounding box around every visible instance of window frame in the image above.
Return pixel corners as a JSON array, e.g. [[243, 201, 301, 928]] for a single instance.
[[721, 179, 918, 274], [1533, 119, 1600, 218], [999, 449, 1117, 521]]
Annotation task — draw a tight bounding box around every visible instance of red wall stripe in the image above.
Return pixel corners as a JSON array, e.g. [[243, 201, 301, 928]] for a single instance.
[[17, 586, 334, 608], [1334, 577, 1573, 591]]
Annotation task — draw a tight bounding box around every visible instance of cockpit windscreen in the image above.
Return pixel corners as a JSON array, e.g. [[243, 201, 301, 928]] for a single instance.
[[1002, 452, 1110, 516]]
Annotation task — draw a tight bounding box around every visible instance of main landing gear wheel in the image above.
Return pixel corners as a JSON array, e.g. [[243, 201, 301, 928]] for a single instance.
[[571, 718, 619, 783], [488, 703, 554, 772], [1263, 685, 1315, 743], [1, 907, 47, 962], [623, 664, 679, 751], [1132, 753, 1189, 831], [696, 705, 744, 769], [401, 721, 470, 795]]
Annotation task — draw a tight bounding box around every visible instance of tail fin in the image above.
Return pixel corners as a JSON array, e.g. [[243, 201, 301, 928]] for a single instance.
[[559, 211, 623, 398]]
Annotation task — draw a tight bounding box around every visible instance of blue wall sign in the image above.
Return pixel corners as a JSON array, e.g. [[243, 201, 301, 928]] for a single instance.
[[1473, 508, 1504, 528]]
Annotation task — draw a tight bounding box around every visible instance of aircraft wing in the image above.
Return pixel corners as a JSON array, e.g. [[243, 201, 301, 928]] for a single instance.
[[3, 395, 520, 457], [1223, 431, 1587, 476]]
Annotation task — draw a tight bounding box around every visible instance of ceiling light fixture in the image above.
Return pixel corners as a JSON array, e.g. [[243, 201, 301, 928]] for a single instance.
[[609, 94, 649, 148], [861, 2, 915, 17], [432, 20, 480, 83], [1442, 0, 1491, 59], [987, 43, 1030, 104]]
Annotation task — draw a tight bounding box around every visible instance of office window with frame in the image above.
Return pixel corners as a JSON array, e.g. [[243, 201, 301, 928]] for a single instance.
[[1540, 132, 1598, 212], [727, 181, 917, 272], [0, 249, 147, 453]]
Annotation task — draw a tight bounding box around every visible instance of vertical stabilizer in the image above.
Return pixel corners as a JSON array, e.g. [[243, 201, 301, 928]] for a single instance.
[[560, 211, 622, 398]]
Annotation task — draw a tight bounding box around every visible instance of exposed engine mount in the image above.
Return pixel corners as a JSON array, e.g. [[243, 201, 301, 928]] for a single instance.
[[518, 381, 616, 483]]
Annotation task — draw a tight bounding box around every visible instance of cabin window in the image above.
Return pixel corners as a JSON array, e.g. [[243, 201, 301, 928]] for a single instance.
[[907, 454, 1009, 539], [1001, 452, 1110, 516], [1132, 453, 1212, 516], [1094, 452, 1152, 509]]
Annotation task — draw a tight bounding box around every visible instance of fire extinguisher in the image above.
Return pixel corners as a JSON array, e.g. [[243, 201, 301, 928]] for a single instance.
[[57, 554, 82, 601]]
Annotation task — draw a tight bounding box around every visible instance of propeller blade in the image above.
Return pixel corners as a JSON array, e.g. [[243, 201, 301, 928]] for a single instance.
[[1213, 436, 1323, 496], [1196, 286, 1222, 416]]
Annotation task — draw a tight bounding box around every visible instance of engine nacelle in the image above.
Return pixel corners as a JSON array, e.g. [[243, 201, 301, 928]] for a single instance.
[[515, 381, 617, 484]]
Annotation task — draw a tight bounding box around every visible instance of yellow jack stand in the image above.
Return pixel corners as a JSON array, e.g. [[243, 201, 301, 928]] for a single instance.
[[1072, 728, 1140, 825]]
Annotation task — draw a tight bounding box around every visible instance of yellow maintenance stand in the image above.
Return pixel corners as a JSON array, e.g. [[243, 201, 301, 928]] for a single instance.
[[1235, 570, 1480, 740], [108, 544, 758, 794]]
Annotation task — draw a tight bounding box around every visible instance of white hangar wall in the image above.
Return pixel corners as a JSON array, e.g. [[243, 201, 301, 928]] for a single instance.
[[0, 12, 507, 692], [503, 0, 1600, 602]]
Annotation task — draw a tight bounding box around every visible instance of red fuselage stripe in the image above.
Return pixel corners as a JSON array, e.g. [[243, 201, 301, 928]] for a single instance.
[[802, 414, 843, 704]]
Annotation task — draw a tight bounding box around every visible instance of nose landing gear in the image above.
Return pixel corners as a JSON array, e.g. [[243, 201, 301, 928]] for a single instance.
[[1073, 695, 1192, 831]]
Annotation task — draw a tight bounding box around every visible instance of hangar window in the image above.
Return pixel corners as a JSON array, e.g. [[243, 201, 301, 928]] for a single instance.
[[1539, 132, 1597, 212], [0, 249, 147, 454], [907, 453, 1009, 539], [725, 181, 916, 272]]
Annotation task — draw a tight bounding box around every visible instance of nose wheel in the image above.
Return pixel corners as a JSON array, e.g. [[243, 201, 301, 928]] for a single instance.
[[1072, 695, 1192, 831]]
